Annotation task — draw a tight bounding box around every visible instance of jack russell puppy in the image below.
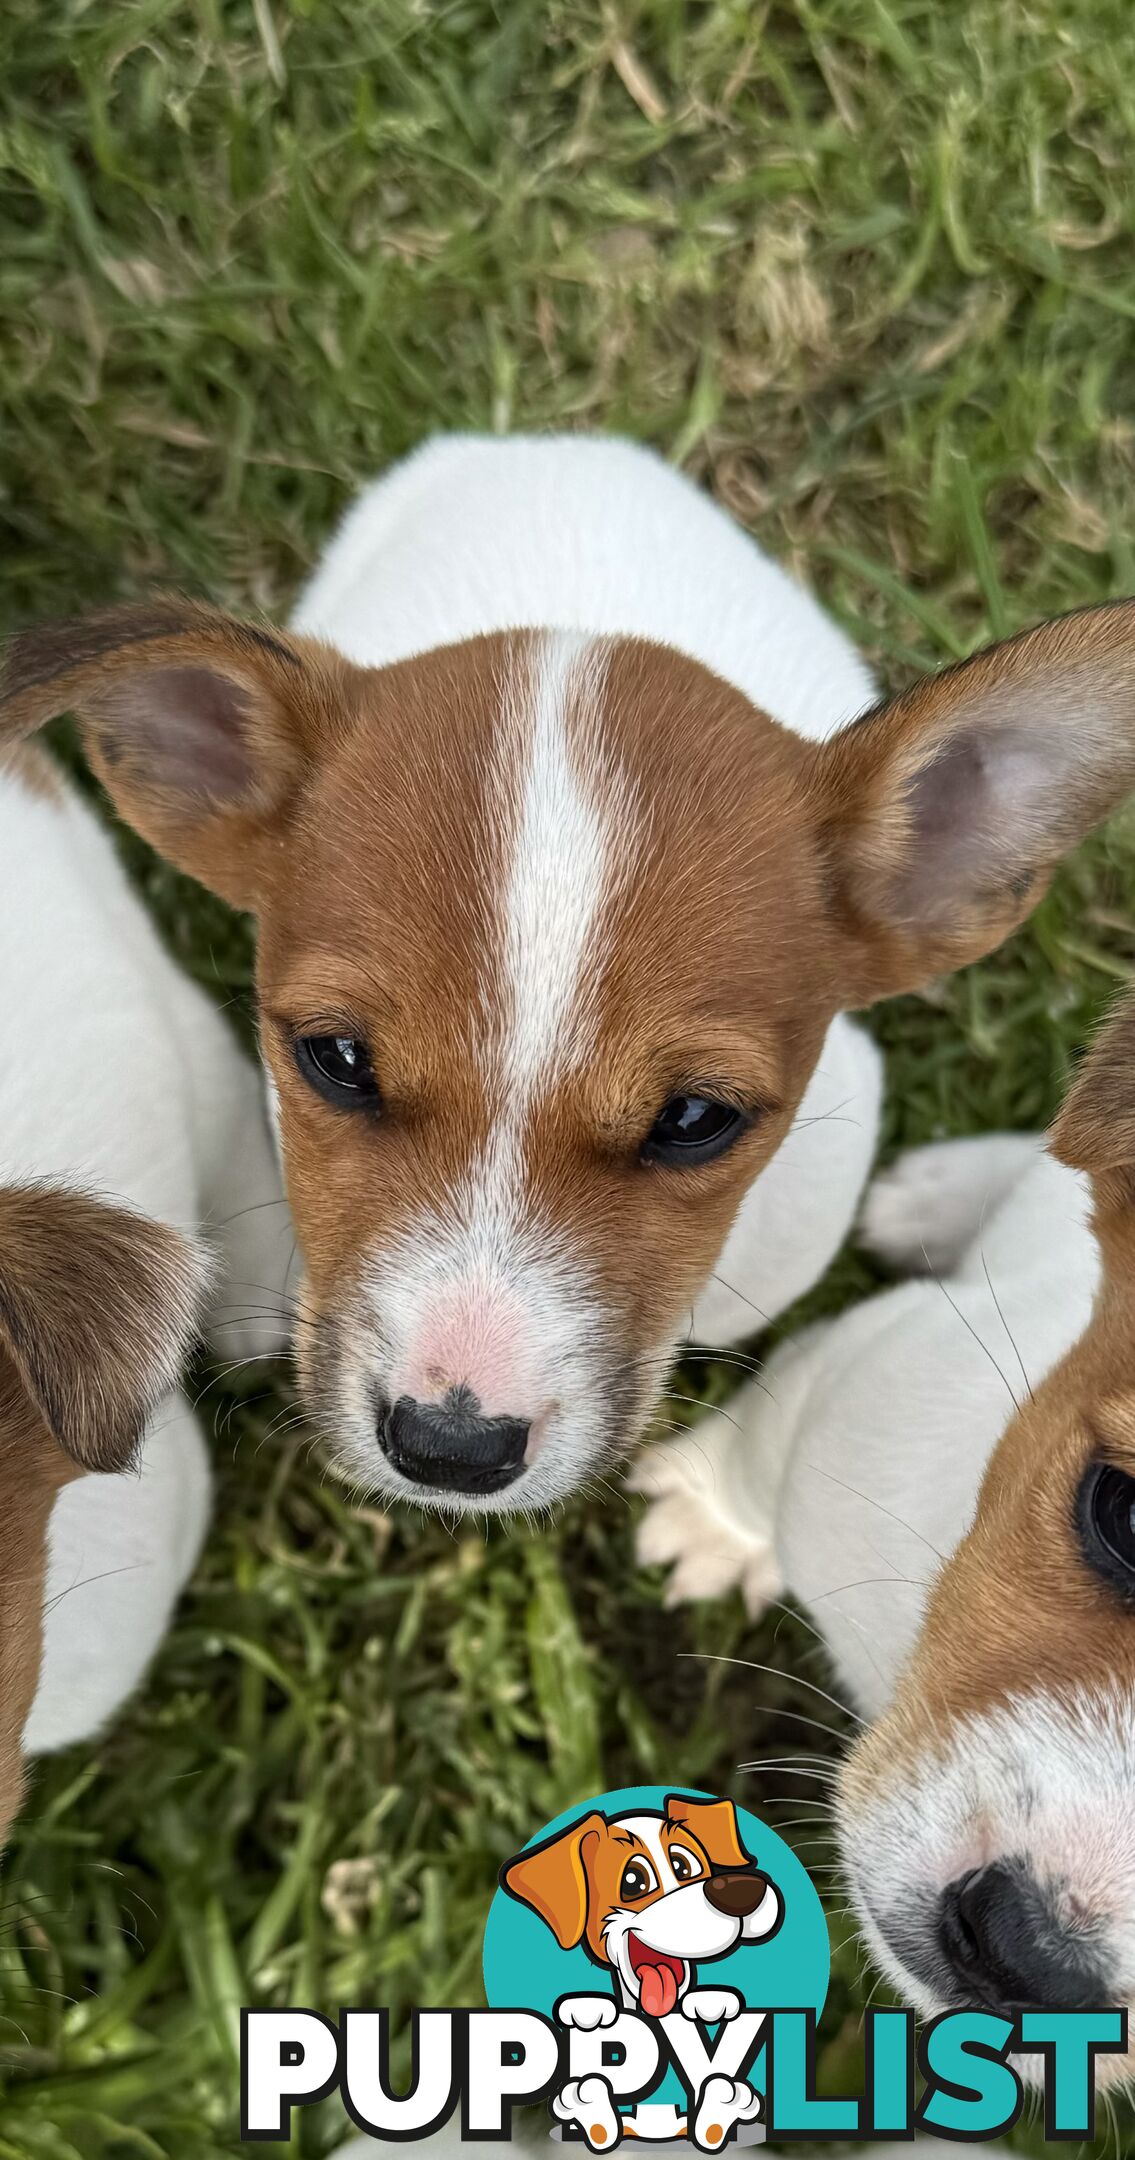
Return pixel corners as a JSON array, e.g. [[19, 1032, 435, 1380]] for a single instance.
[[638, 993, 1135, 2085], [5, 436, 1135, 1517], [0, 739, 287, 1829]]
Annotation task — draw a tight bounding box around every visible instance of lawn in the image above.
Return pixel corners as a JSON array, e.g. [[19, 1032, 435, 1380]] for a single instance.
[[3, 1, 1135, 2153]]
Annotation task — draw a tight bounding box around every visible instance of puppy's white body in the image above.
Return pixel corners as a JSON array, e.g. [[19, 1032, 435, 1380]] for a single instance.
[[295, 435, 876, 733], [0, 764, 288, 1749], [637, 1133, 1097, 1702], [23, 1407, 213, 1751], [295, 434, 883, 1346], [776, 1139, 1096, 1713]]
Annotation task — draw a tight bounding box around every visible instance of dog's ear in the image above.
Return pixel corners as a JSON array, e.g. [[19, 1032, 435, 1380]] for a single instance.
[[1049, 994, 1135, 1212], [665, 1794, 753, 1873], [0, 599, 362, 910], [812, 601, 1135, 1002], [0, 1185, 213, 1472], [501, 1810, 606, 1950]]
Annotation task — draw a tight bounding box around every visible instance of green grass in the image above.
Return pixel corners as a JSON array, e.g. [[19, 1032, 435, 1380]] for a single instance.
[[3, 0, 1135, 2151]]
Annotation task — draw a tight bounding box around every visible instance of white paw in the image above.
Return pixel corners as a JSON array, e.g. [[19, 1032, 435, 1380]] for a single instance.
[[553, 2074, 621, 2150], [556, 1993, 618, 2031], [858, 1135, 1040, 1278], [681, 1988, 742, 2025], [629, 1415, 782, 1617], [692, 2074, 761, 2149]]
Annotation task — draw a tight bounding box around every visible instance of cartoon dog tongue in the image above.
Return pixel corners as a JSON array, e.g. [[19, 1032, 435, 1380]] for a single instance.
[[638, 1955, 681, 2018]]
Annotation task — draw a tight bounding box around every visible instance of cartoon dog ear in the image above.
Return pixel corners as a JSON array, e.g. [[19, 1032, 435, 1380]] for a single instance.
[[0, 598, 364, 911], [664, 1794, 753, 1873], [812, 599, 1135, 1003], [501, 1810, 606, 1950], [0, 1185, 213, 1471]]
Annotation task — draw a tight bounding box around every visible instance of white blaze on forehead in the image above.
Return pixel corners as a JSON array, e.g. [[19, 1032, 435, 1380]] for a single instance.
[[496, 630, 636, 1100], [350, 631, 638, 1458]]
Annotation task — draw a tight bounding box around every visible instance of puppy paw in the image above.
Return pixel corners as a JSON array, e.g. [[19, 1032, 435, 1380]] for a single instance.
[[681, 1987, 743, 2025], [553, 2075, 621, 2150], [692, 2075, 761, 2149], [630, 1413, 783, 1616], [859, 1135, 1041, 1277], [556, 1993, 618, 2031]]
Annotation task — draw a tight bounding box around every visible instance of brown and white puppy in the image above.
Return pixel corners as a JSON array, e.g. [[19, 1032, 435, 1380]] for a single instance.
[[646, 990, 1135, 2085], [7, 436, 1135, 1516], [831, 1002, 1135, 2077], [0, 1184, 210, 1843]]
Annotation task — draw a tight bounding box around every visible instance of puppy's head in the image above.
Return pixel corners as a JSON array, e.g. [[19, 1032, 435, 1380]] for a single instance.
[[503, 1793, 781, 2013], [839, 996, 1135, 2082], [0, 1185, 210, 1843], [8, 598, 1135, 1511]]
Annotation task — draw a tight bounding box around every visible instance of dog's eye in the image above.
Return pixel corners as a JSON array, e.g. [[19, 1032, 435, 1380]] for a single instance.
[[619, 1858, 658, 1901], [668, 1844, 703, 1884], [642, 1096, 747, 1168], [295, 1034, 380, 1110], [1077, 1460, 1135, 1597]]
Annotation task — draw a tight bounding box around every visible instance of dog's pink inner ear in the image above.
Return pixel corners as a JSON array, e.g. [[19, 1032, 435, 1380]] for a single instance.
[[819, 600, 1135, 1000], [95, 664, 266, 806], [888, 721, 1057, 927], [86, 654, 313, 829]]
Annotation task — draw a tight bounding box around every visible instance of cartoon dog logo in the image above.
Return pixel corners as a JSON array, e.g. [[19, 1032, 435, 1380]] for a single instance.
[[502, 1793, 783, 2147]]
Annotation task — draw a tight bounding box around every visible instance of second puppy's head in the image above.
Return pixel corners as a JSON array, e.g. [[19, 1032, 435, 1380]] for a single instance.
[[839, 997, 1135, 2081], [7, 599, 1135, 1511]]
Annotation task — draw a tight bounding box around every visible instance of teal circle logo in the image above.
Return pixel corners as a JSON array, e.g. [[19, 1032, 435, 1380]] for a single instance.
[[484, 1784, 828, 2127]]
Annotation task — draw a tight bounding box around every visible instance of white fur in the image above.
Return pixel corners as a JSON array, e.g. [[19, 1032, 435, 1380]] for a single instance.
[[499, 632, 631, 1098], [0, 764, 290, 1752], [345, 1211, 610, 1511], [635, 1139, 1094, 1696], [294, 436, 883, 1504], [860, 1131, 1045, 1277], [292, 434, 876, 737], [843, 1688, 1135, 2028]]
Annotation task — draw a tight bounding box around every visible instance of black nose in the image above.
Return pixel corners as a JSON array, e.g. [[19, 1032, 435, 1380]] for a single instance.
[[705, 1870, 770, 1919], [938, 1864, 1107, 2013], [379, 1389, 529, 1495]]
